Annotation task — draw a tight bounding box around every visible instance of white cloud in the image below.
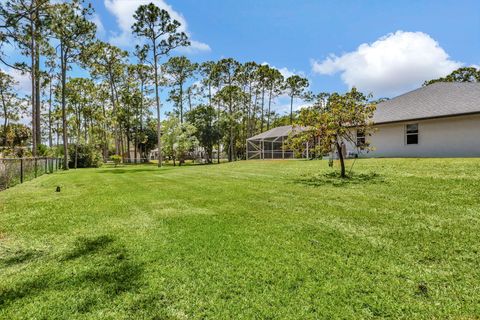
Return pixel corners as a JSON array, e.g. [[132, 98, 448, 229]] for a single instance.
[[260, 63, 311, 103], [104, 0, 210, 52], [90, 13, 106, 38], [277, 67, 296, 79], [311, 31, 462, 97], [261, 62, 304, 79], [268, 95, 309, 116], [275, 101, 309, 114], [176, 40, 211, 54], [2, 68, 31, 95]]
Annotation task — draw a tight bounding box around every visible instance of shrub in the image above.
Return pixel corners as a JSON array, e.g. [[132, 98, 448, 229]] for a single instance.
[[110, 155, 122, 167], [37, 144, 49, 156], [68, 144, 103, 168]]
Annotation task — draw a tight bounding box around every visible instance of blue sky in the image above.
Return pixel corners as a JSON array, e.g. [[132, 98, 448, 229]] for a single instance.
[[97, 0, 479, 98], [3, 0, 480, 115]]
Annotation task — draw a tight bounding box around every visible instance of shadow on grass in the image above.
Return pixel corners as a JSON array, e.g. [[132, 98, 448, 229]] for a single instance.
[[0, 249, 43, 268], [0, 235, 143, 311], [294, 171, 386, 187], [63, 235, 114, 260], [96, 168, 160, 174], [0, 274, 52, 307]]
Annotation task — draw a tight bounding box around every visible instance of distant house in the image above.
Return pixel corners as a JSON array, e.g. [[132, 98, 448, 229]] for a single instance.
[[149, 148, 160, 161], [347, 82, 480, 158]]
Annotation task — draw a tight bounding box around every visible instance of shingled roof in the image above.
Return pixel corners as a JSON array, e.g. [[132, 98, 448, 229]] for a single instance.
[[247, 125, 306, 141], [373, 82, 480, 124]]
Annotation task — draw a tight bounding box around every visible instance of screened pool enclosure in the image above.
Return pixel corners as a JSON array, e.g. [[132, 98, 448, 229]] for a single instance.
[[246, 125, 309, 160]]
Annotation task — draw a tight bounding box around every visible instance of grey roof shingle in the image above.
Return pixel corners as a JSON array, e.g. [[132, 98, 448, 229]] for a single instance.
[[247, 125, 307, 140], [373, 82, 480, 124]]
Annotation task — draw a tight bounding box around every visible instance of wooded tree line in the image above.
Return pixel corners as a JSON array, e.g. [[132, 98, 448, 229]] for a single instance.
[[0, 0, 312, 168], [1, 1, 478, 170]]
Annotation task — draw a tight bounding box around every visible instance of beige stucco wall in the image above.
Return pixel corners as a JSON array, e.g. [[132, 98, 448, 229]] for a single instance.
[[348, 114, 480, 158]]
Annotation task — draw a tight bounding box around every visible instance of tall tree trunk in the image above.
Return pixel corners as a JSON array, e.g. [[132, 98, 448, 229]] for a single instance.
[[187, 87, 192, 112], [229, 102, 234, 162], [267, 87, 273, 130], [48, 78, 53, 147], [60, 44, 68, 170], [108, 69, 119, 155], [30, 13, 36, 156], [217, 99, 220, 164], [90, 119, 93, 145], [119, 125, 125, 161], [84, 114, 88, 143], [336, 141, 346, 178], [102, 103, 108, 162], [126, 132, 130, 164], [134, 111, 139, 164], [34, 15, 41, 149], [1, 90, 8, 145], [290, 94, 294, 125], [260, 86, 265, 132], [252, 92, 258, 134], [74, 106, 81, 169], [75, 122, 79, 169], [152, 41, 162, 167], [134, 135, 138, 164], [179, 83, 183, 123], [242, 88, 248, 159], [153, 39, 163, 167], [56, 120, 59, 148], [208, 83, 212, 106], [139, 79, 144, 162], [74, 144, 78, 169], [247, 83, 252, 137]]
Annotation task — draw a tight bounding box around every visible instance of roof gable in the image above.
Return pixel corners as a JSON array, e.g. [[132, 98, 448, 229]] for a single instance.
[[373, 82, 480, 124]]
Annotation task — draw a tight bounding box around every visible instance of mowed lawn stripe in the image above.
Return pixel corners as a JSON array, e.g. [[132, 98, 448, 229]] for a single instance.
[[0, 159, 479, 319]]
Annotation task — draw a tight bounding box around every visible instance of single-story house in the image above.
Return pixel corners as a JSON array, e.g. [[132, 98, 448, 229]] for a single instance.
[[348, 82, 480, 158]]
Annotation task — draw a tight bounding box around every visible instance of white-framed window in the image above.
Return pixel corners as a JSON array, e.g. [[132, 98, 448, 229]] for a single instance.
[[405, 123, 419, 145], [356, 130, 366, 147]]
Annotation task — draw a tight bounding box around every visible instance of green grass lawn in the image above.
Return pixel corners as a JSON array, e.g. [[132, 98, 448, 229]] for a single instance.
[[1, 159, 480, 319]]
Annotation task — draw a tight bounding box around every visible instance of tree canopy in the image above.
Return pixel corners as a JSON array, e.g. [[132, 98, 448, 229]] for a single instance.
[[423, 67, 480, 86], [1, 0, 388, 170], [287, 88, 376, 177]]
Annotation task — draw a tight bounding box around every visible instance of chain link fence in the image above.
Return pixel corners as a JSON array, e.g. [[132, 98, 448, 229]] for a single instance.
[[0, 157, 63, 191]]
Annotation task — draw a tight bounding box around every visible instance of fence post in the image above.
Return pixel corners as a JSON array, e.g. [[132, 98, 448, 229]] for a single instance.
[[34, 158, 37, 178], [20, 158, 24, 183], [45, 158, 47, 174]]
